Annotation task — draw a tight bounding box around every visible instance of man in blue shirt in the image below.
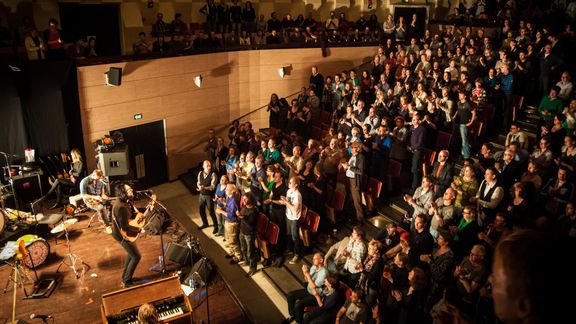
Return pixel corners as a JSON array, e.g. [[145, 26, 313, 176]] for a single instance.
[[371, 125, 393, 181], [499, 64, 514, 129], [216, 184, 242, 263], [283, 252, 328, 324]]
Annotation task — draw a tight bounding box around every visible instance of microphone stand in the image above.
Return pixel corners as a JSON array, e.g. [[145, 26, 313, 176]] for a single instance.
[[144, 193, 169, 276], [1, 152, 21, 221], [193, 233, 210, 324]]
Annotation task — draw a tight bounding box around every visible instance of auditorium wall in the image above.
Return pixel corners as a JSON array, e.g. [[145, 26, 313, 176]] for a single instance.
[[77, 45, 377, 180]]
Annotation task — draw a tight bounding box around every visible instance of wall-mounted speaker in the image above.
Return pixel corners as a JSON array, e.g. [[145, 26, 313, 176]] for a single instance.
[[105, 67, 122, 86]]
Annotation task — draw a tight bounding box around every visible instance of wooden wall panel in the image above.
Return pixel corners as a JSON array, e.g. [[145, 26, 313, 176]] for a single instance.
[[78, 46, 376, 179], [79, 83, 138, 109], [84, 97, 163, 133]]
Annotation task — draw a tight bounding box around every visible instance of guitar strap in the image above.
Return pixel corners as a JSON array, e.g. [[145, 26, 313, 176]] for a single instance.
[[111, 210, 126, 244], [111, 200, 134, 244]]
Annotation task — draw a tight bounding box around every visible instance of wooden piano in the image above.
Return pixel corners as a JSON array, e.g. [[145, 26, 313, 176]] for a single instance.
[[100, 276, 192, 323]]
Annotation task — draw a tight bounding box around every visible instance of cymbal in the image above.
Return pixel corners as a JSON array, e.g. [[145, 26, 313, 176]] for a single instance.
[[50, 218, 78, 234]]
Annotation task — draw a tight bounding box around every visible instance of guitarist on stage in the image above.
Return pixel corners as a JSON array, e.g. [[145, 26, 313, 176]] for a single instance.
[[80, 169, 111, 233], [112, 183, 144, 288]]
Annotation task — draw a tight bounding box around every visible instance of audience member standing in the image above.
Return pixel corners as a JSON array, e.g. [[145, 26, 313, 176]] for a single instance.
[[281, 176, 303, 264], [343, 142, 365, 223], [197, 160, 219, 233], [44, 18, 65, 60], [24, 28, 45, 61]]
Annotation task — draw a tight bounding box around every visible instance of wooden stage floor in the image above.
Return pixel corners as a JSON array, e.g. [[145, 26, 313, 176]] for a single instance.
[[0, 207, 247, 323]]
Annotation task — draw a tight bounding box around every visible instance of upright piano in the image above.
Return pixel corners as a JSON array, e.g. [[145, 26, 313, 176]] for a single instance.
[[100, 276, 192, 323]]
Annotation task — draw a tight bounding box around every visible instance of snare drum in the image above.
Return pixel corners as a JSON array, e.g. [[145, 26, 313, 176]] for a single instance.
[[15, 235, 50, 268]]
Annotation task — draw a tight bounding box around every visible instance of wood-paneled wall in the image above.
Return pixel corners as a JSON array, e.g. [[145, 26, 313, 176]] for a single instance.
[[77, 46, 377, 180]]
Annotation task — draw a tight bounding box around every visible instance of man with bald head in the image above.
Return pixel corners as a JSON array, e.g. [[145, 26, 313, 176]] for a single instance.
[[197, 160, 218, 232]]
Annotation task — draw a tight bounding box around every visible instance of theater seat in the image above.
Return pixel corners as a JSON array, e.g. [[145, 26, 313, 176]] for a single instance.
[[259, 221, 279, 260], [362, 177, 382, 214], [255, 212, 269, 250], [325, 189, 345, 224], [299, 209, 320, 247], [385, 159, 402, 194]]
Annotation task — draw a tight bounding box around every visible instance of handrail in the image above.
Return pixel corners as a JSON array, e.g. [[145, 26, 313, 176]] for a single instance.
[[76, 41, 380, 67], [175, 56, 374, 155], [175, 89, 304, 154]]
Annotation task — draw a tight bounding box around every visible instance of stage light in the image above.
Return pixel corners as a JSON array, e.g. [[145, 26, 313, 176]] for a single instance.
[[194, 75, 203, 88], [277, 67, 286, 78]]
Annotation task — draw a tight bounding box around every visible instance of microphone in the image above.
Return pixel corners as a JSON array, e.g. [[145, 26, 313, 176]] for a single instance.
[[30, 313, 53, 320], [136, 190, 153, 195]]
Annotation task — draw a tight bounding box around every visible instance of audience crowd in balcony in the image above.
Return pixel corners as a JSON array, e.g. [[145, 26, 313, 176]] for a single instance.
[[2, 0, 575, 61]]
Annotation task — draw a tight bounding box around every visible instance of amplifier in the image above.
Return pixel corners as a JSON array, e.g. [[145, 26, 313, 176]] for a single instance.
[[12, 173, 43, 211], [97, 150, 129, 177]]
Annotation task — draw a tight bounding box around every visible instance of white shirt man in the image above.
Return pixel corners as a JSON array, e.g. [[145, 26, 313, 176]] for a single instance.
[[282, 177, 303, 264]]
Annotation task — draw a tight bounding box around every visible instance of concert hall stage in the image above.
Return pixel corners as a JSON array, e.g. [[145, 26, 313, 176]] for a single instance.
[[0, 180, 284, 323]]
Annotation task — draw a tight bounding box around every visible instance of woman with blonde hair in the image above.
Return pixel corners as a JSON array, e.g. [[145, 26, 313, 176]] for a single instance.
[[37, 148, 84, 209]]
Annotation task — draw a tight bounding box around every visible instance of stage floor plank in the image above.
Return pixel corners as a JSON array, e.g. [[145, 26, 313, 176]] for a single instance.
[[0, 199, 247, 323]]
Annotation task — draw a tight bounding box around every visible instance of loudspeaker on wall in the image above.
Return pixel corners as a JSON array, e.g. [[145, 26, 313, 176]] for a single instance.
[[105, 67, 122, 86]]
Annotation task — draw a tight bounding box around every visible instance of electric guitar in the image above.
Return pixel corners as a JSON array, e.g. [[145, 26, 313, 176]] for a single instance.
[[82, 194, 110, 209], [121, 199, 156, 242]]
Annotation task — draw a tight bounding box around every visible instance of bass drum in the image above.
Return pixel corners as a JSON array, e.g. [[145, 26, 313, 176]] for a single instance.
[[0, 209, 5, 235], [16, 235, 50, 268]]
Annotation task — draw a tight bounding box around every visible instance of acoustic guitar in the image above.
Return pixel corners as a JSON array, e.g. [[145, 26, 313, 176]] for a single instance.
[[121, 200, 155, 242]]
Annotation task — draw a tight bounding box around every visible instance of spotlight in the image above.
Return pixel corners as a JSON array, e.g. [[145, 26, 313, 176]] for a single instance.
[[277, 67, 286, 78], [277, 65, 292, 78], [194, 75, 203, 88]]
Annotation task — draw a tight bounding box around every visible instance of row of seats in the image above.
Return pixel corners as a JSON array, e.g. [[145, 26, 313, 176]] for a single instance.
[[255, 204, 323, 260]]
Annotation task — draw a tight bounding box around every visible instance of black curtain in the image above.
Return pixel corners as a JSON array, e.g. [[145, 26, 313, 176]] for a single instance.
[[0, 60, 84, 160], [0, 66, 29, 166], [19, 61, 76, 156]]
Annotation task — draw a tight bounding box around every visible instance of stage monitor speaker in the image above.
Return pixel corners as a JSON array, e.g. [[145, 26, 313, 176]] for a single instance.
[[184, 257, 212, 288], [143, 208, 167, 235], [105, 67, 122, 86], [166, 242, 193, 266]]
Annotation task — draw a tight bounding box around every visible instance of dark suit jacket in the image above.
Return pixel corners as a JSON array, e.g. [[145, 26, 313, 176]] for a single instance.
[[499, 159, 522, 190], [431, 161, 453, 194], [348, 152, 365, 188]]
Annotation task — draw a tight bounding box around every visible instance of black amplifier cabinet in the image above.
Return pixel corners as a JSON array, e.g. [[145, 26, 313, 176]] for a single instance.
[[12, 172, 43, 211]]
